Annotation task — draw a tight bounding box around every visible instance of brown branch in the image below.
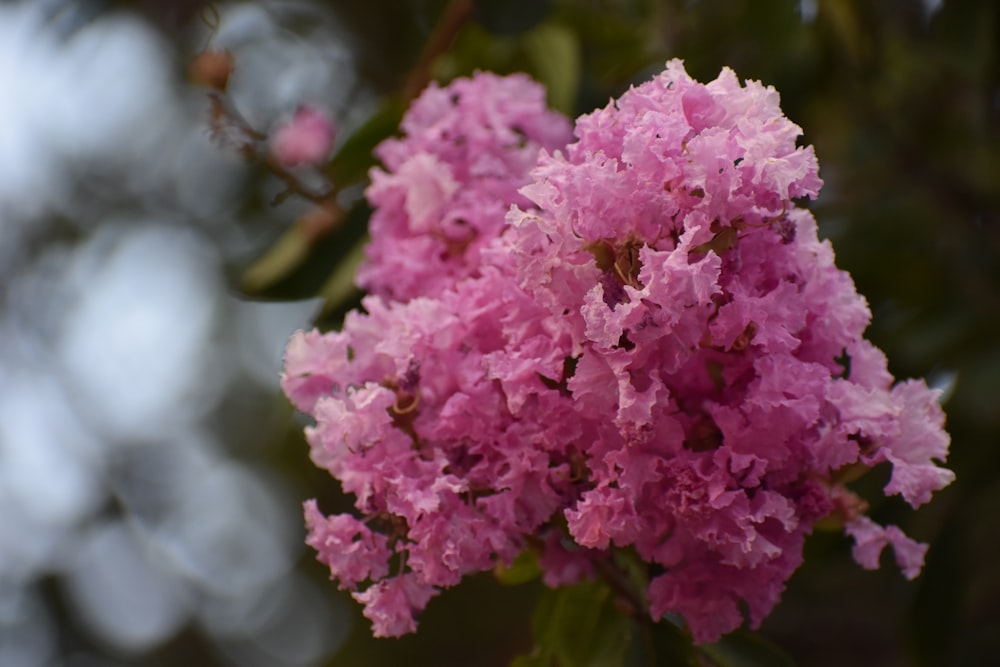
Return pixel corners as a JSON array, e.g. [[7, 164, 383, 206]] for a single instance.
[[262, 154, 336, 207]]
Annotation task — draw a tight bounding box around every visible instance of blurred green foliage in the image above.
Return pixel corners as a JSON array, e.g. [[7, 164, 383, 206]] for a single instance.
[[218, 0, 1000, 664]]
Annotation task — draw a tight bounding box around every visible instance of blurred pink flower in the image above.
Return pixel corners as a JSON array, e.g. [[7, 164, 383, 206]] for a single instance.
[[270, 105, 335, 167]]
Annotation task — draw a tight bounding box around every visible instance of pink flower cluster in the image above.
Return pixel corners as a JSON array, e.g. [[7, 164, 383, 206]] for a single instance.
[[358, 72, 573, 300], [283, 62, 953, 642]]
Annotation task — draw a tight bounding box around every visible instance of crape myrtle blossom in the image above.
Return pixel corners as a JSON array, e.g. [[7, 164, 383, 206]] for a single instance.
[[357, 72, 574, 301], [283, 61, 953, 642]]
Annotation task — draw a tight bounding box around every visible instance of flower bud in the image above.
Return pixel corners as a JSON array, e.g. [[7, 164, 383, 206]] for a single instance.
[[270, 105, 336, 168]]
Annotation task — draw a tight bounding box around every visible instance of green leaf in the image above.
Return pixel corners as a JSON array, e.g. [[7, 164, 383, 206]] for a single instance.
[[512, 579, 632, 667], [611, 547, 650, 597], [510, 650, 549, 667], [239, 224, 314, 295], [818, 0, 866, 66], [495, 549, 544, 586], [317, 234, 368, 319], [690, 226, 739, 260], [621, 616, 700, 667], [239, 200, 371, 300], [325, 96, 406, 188], [523, 22, 581, 114], [697, 630, 797, 667], [473, 0, 552, 36]]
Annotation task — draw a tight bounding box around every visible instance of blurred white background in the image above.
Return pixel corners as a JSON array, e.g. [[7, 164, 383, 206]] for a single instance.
[[0, 1, 370, 664]]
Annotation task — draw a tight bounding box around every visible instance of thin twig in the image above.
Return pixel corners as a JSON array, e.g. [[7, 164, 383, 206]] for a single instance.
[[262, 154, 337, 206]]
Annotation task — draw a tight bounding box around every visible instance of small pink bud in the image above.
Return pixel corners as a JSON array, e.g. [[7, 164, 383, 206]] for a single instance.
[[270, 105, 335, 167]]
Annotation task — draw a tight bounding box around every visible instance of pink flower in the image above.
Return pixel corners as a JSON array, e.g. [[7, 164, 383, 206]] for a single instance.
[[357, 72, 573, 301], [270, 105, 335, 167], [845, 515, 928, 580], [351, 573, 438, 637], [303, 500, 391, 589], [285, 61, 952, 641]]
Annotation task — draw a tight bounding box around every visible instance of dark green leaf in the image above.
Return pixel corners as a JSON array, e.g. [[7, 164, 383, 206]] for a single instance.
[[513, 579, 632, 667], [317, 236, 367, 319], [698, 630, 797, 667], [325, 96, 407, 188], [496, 549, 544, 586], [627, 617, 700, 667], [239, 200, 372, 300], [473, 0, 552, 36], [523, 22, 581, 114]]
